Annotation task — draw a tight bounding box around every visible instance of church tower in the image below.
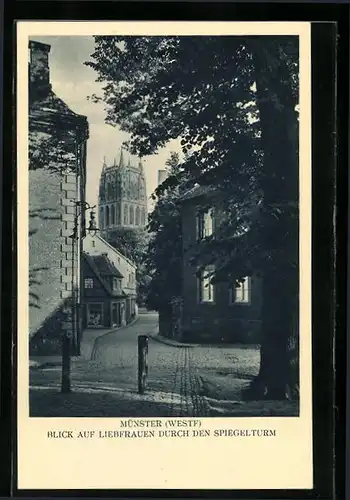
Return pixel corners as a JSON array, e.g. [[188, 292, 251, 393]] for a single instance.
[[98, 147, 148, 236]]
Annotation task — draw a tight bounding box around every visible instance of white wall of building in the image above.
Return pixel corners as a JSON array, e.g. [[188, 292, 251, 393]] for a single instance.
[[83, 233, 137, 297]]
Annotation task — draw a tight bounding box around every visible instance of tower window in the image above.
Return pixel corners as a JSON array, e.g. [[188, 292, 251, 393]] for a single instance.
[[135, 207, 140, 226], [141, 208, 146, 226], [116, 205, 120, 225], [124, 204, 128, 225], [111, 205, 115, 225], [129, 206, 134, 225], [105, 205, 110, 227], [107, 182, 113, 200], [100, 207, 104, 229]]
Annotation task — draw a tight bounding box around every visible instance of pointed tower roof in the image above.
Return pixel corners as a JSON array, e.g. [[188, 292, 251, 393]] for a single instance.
[[119, 147, 125, 168], [102, 155, 107, 171], [138, 157, 145, 173]]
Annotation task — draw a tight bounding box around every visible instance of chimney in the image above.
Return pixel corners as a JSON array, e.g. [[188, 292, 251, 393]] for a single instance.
[[28, 40, 52, 100], [158, 170, 167, 186]]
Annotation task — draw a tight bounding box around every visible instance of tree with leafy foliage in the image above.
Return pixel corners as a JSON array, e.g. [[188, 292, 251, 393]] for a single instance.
[[145, 152, 184, 314], [105, 227, 148, 263], [86, 35, 299, 400]]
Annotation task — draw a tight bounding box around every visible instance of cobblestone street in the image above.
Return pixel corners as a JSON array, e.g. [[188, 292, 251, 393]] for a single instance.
[[87, 311, 211, 416], [30, 312, 210, 417], [30, 311, 297, 417]]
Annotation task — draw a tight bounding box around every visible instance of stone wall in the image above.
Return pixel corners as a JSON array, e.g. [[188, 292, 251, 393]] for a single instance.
[[29, 168, 81, 355]]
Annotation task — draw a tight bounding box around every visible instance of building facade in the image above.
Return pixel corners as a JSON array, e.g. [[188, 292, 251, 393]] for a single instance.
[[82, 253, 136, 329], [83, 233, 137, 324], [28, 40, 89, 356], [98, 149, 148, 235], [179, 187, 262, 344]]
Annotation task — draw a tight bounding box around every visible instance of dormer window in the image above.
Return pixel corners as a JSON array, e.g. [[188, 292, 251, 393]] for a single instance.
[[113, 277, 121, 291], [197, 209, 214, 240]]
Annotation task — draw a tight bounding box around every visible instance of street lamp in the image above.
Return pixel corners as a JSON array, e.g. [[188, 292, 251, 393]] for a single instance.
[[61, 200, 99, 394]]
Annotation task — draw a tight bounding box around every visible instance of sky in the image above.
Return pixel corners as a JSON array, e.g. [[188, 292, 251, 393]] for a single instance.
[[30, 35, 181, 210]]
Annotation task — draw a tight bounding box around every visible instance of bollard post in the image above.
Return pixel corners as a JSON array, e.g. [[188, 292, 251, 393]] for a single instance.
[[138, 335, 149, 394]]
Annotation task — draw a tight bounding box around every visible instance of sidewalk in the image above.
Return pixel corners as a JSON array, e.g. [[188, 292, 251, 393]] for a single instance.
[[30, 316, 141, 368], [29, 331, 112, 369], [149, 332, 198, 348], [82, 315, 141, 359]]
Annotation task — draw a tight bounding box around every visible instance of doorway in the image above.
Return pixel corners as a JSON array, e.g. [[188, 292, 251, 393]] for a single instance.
[[111, 301, 120, 327]]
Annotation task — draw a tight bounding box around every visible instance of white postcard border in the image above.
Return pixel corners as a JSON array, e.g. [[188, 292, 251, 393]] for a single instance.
[[17, 21, 312, 491]]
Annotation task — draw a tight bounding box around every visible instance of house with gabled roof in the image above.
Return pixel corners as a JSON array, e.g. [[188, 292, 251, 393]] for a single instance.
[[83, 252, 132, 329], [82, 233, 138, 329]]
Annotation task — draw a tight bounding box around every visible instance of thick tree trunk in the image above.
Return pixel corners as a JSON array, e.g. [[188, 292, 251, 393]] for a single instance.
[[258, 273, 299, 399], [248, 40, 299, 400]]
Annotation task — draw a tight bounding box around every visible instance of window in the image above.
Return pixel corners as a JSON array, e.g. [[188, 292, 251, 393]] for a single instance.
[[107, 182, 113, 200], [141, 208, 146, 226], [105, 205, 110, 227], [140, 184, 145, 200], [197, 209, 214, 240], [84, 278, 94, 289], [92, 240, 96, 248], [100, 207, 104, 229], [124, 204, 128, 224], [231, 277, 251, 304], [113, 277, 121, 291], [198, 267, 214, 303], [129, 205, 134, 225], [116, 205, 120, 225], [87, 303, 103, 327], [111, 205, 115, 225], [135, 207, 140, 226]]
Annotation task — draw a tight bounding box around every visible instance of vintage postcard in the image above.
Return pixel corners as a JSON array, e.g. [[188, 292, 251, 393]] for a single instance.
[[17, 21, 312, 490]]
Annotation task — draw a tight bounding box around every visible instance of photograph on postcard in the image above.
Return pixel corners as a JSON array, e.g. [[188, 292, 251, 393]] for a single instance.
[[18, 21, 312, 490]]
